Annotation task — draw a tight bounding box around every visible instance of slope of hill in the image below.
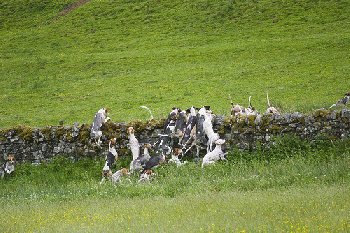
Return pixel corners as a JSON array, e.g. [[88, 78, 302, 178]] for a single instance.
[[1, 0, 349, 127]]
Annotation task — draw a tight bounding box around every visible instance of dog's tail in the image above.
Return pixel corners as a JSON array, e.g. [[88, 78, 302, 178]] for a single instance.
[[267, 92, 271, 107], [141, 106, 153, 119], [249, 96, 253, 109], [229, 94, 234, 107]]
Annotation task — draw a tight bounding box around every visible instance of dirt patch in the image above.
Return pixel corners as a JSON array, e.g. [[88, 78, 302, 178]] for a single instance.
[[58, 0, 91, 17]]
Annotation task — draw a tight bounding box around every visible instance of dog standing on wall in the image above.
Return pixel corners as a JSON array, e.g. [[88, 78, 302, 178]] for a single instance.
[[229, 94, 246, 117], [202, 139, 227, 167], [330, 92, 350, 109], [1, 156, 16, 179], [264, 92, 280, 115], [202, 108, 219, 153], [245, 96, 259, 115], [127, 127, 140, 161], [163, 108, 179, 135], [91, 108, 110, 145]]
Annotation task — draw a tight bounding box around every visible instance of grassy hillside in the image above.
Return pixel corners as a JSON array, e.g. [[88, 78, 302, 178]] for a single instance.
[[1, 0, 350, 128]]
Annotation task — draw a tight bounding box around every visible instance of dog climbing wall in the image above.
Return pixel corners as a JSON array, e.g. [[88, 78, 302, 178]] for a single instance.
[[1, 109, 350, 164]]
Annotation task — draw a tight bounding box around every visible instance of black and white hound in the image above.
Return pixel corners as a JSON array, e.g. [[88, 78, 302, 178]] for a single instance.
[[130, 144, 152, 172], [100, 138, 118, 184], [330, 92, 350, 108], [91, 108, 110, 145], [1, 156, 16, 178]]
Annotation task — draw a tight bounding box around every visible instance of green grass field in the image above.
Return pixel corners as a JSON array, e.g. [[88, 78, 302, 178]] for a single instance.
[[1, 0, 350, 128], [1, 0, 350, 232], [1, 137, 350, 232]]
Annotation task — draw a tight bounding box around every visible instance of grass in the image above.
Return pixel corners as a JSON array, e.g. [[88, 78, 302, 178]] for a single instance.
[[1, 0, 350, 128], [1, 1, 350, 231], [1, 136, 350, 231], [1, 185, 349, 232]]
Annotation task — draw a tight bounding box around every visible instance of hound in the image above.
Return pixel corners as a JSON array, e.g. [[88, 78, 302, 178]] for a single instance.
[[202, 139, 227, 167], [245, 96, 259, 115], [163, 108, 179, 135], [229, 94, 246, 117], [330, 92, 350, 108], [91, 108, 110, 145], [100, 138, 118, 184], [143, 151, 166, 171], [168, 148, 187, 167], [111, 168, 130, 185], [182, 106, 197, 145], [138, 170, 155, 183], [1, 156, 16, 178], [157, 134, 172, 156], [264, 92, 280, 115], [196, 106, 208, 145], [174, 110, 188, 145], [140, 106, 153, 120], [202, 109, 219, 153], [130, 144, 152, 171], [127, 127, 140, 161]]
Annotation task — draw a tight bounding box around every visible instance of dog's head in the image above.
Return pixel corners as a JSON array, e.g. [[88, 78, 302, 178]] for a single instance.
[[127, 127, 134, 135], [142, 170, 153, 178], [215, 139, 226, 145], [144, 144, 151, 150], [173, 148, 183, 156], [102, 170, 112, 178], [7, 156, 15, 164], [109, 138, 117, 144], [4, 156, 16, 174], [121, 168, 130, 175]]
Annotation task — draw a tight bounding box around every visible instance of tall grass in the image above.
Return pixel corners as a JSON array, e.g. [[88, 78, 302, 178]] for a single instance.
[[0, 136, 349, 231]]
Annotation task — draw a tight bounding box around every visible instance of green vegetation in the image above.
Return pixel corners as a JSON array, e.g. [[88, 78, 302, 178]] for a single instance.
[[1, 0, 350, 128], [1, 136, 350, 231], [1, 1, 350, 232]]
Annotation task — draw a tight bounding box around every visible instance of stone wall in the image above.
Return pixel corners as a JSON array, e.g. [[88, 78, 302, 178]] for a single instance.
[[1, 109, 350, 164]]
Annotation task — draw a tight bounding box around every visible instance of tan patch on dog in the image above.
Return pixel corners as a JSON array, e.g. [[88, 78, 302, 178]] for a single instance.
[[102, 170, 112, 178], [7, 156, 15, 162], [121, 168, 129, 175], [127, 127, 135, 134]]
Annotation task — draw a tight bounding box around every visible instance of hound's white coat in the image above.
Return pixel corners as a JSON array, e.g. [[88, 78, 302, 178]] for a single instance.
[[130, 144, 151, 171], [168, 149, 187, 167], [202, 110, 219, 153], [202, 139, 227, 167], [111, 168, 130, 185], [128, 127, 140, 161]]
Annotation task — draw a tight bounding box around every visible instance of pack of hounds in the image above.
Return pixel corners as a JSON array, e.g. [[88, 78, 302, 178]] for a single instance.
[[96, 92, 350, 185], [2, 92, 348, 180]]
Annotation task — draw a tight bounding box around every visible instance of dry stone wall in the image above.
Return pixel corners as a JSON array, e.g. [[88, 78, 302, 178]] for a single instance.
[[1, 109, 350, 164]]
